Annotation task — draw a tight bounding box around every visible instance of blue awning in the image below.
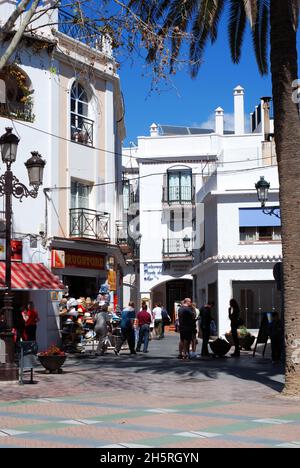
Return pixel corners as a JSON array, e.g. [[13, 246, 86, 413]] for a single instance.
[[239, 208, 281, 227]]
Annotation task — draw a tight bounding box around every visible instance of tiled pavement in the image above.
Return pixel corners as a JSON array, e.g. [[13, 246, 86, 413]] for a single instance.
[[0, 334, 299, 448]]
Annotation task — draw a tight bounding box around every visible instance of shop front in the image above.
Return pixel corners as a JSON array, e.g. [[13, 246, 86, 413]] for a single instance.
[[0, 261, 65, 351], [51, 248, 107, 300]]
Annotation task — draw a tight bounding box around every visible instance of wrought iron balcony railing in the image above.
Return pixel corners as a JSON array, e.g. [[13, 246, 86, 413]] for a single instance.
[[71, 114, 94, 146], [58, 9, 103, 50], [69, 208, 110, 240], [162, 186, 195, 205], [163, 238, 193, 258]]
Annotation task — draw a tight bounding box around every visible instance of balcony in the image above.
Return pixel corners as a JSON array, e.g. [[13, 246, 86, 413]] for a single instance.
[[116, 221, 136, 255], [58, 9, 103, 50], [71, 114, 94, 146], [0, 101, 34, 123], [69, 209, 110, 241], [163, 238, 193, 260], [162, 186, 195, 205]]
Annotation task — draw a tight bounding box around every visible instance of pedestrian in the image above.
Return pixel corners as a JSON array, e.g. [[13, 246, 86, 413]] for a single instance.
[[200, 301, 214, 357], [136, 302, 151, 353], [178, 298, 196, 360], [94, 304, 111, 356], [191, 303, 200, 356], [22, 301, 39, 341], [11, 306, 25, 342], [161, 305, 171, 339], [152, 303, 163, 339], [269, 312, 283, 364], [229, 299, 241, 357], [114, 302, 136, 355]]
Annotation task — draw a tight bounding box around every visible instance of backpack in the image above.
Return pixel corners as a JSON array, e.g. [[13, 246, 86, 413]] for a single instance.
[[162, 309, 171, 325]]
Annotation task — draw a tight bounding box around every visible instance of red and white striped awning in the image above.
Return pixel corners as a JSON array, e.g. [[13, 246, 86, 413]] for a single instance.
[[0, 262, 64, 290]]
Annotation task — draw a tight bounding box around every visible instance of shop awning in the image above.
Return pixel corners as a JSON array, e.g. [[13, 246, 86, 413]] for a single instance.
[[0, 262, 64, 290], [239, 208, 281, 227]]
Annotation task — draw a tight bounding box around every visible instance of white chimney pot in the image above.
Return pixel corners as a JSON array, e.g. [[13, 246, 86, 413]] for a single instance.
[[215, 107, 224, 135], [234, 85, 245, 135]]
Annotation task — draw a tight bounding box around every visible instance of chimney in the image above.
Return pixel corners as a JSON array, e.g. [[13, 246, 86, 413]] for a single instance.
[[261, 96, 272, 141], [215, 107, 224, 135], [150, 123, 159, 137], [234, 85, 245, 135], [0, 1, 17, 25]]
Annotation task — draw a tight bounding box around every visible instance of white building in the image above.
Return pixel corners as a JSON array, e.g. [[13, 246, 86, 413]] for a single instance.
[[124, 86, 280, 324], [192, 95, 281, 336], [0, 2, 127, 349]]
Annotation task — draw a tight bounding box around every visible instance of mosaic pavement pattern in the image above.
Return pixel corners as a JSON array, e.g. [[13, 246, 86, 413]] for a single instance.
[[0, 394, 300, 448]]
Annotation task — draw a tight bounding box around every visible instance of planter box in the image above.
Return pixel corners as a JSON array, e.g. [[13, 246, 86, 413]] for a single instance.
[[37, 355, 66, 374]]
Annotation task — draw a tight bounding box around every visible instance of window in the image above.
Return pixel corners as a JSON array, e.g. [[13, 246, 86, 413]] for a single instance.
[[167, 170, 192, 203], [240, 226, 281, 242], [71, 180, 91, 210], [123, 181, 134, 211], [70, 81, 93, 146], [0, 66, 34, 122], [239, 208, 281, 242]]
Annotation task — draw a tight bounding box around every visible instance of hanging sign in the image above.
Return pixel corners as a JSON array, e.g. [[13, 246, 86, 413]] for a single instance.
[[51, 250, 65, 269]]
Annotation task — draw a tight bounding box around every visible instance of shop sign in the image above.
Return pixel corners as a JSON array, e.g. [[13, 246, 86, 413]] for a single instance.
[[11, 240, 22, 261], [65, 250, 105, 270], [107, 269, 117, 291], [144, 263, 163, 282], [51, 250, 65, 269], [0, 240, 23, 262], [0, 239, 5, 261]]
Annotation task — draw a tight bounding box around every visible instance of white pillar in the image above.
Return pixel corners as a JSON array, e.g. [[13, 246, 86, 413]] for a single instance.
[[234, 85, 245, 135], [215, 107, 224, 135]]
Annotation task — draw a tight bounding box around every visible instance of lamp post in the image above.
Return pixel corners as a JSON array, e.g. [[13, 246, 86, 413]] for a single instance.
[[255, 176, 281, 219], [183, 234, 192, 254], [0, 128, 46, 380]]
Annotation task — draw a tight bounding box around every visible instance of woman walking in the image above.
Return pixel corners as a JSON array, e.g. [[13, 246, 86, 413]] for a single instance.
[[229, 299, 241, 358]]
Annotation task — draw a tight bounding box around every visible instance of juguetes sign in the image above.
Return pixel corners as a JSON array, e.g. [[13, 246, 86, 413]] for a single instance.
[[64, 250, 105, 270]]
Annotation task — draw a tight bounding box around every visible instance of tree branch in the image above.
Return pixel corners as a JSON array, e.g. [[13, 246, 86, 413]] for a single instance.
[[0, 0, 42, 72], [0, 0, 32, 41]]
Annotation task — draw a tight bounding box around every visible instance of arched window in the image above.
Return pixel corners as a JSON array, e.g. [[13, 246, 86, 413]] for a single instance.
[[70, 81, 93, 146], [0, 66, 34, 122]]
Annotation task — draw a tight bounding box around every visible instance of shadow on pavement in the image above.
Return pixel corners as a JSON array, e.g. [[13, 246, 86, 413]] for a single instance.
[[66, 339, 284, 394]]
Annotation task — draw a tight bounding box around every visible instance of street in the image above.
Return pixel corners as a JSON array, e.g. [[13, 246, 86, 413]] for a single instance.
[[0, 333, 299, 448]]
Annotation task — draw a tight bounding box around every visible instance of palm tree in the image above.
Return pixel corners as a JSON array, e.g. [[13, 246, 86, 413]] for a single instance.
[[128, 0, 300, 395]]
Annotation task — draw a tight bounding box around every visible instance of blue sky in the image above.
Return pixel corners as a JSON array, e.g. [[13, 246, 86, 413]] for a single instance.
[[118, 12, 297, 146]]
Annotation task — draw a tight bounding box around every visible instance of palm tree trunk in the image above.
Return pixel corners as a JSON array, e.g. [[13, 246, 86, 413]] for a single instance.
[[270, 0, 300, 395]]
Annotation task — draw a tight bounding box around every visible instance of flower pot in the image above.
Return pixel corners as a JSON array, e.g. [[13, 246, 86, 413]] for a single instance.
[[209, 338, 231, 357], [37, 354, 66, 374]]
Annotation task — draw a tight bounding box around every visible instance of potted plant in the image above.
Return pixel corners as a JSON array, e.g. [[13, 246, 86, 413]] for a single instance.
[[37, 345, 66, 374]]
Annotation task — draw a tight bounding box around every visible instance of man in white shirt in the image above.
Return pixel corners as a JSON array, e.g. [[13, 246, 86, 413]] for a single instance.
[[152, 303, 163, 339]]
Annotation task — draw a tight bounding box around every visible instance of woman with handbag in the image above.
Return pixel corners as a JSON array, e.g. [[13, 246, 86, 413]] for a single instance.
[[229, 299, 241, 357]]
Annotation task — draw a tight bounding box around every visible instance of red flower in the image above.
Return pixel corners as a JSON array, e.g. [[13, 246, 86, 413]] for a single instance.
[[38, 345, 65, 356]]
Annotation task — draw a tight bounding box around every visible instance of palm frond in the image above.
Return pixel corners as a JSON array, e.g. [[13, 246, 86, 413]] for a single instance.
[[229, 0, 247, 63], [252, 0, 269, 75], [189, 0, 225, 77], [288, 0, 300, 31], [243, 0, 258, 27], [210, 0, 225, 43]]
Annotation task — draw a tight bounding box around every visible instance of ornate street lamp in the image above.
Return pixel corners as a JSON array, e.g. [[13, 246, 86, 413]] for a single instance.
[[255, 176, 270, 207], [0, 128, 46, 380], [0, 128, 19, 165], [255, 176, 281, 219], [135, 233, 142, 247], [183, 234, 191, 253], [25, 151, 46, 187]]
